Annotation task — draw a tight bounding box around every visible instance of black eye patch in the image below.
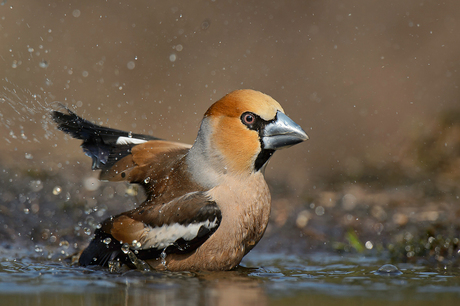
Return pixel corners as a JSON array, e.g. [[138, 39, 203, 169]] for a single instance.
[[240, 112, 270, 132]]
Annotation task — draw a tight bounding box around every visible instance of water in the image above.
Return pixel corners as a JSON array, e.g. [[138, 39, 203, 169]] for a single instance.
[[1, 249, 459, 306]]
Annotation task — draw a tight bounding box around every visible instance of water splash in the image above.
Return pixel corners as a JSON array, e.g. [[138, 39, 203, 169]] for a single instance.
[[121, 243, 151, 271], [126, 249, 151, 271], [108, 260, 122, 273], [160, 249, 167, 267], [0, 78, 57, 144]]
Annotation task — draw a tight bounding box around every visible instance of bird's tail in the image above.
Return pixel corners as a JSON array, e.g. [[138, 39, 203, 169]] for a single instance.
[[51, 107, 160, 170]]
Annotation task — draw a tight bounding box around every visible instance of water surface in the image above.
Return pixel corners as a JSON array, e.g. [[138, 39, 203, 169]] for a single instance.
[[1, 248, 459, 306]]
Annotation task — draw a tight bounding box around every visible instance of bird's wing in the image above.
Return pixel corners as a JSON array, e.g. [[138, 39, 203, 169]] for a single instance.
[[78, 191, 221, 267], [98, 140, 191, 183], [51, 108, 191, 183]]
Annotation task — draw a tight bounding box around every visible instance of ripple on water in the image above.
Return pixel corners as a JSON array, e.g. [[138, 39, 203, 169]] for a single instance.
[[1, 250, 460, 305]]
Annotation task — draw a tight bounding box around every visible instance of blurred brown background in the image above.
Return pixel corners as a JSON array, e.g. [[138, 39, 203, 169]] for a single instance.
[[1, 0, 460, 191]]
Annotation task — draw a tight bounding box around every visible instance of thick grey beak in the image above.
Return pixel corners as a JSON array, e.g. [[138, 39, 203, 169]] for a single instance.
[[262, 111, 309, 150]]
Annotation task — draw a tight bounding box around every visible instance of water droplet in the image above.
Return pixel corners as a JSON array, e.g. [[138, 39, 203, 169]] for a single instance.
[[59, 240, 69, 249], [83, 177, 100, 191], [30, 180, 43, 192], [132, 240, 141, 248], [125, 184, 138, 196], [315, 206, 325, 216], [23, 208, 30, 214], [108, 260, 121, 273], [39, 60, 49, 68], [83, 228, 91, 235], [365, 241, 373, 250], [175, 44, 183, 52], [169, 53, 176, 62], [103, 237, 112, 244], [160, 249, 167, 267], [375, 264, 402, 276], [34, 245, 43, 253], [72, 9, 81, 18], [52, 186, 62, 195], [121, 243, 130, 254], [296, 210, 311, 228], [127, 61, 135, 70], [25, 153, 33, 159]]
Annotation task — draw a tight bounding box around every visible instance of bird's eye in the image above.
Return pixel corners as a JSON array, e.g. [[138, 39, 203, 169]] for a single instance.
[[242, 112, 255, 125]]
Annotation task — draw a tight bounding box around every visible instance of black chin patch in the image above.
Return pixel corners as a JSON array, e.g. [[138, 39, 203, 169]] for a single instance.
[[254, 149, 275, 171]]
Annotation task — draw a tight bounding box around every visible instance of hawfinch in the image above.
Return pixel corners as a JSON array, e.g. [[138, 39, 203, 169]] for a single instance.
[[52, 89, 308, 271]]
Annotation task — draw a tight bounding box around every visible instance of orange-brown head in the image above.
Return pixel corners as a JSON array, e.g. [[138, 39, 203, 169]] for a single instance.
[[186, 89, 308, 187]]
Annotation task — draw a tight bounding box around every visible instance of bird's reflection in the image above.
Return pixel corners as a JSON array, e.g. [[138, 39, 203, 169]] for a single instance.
[[110, 267, 267, 306]]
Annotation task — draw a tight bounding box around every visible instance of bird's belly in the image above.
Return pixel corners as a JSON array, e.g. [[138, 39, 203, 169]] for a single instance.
[[145, 222, 267, 271], [146, 174, 272, 271]]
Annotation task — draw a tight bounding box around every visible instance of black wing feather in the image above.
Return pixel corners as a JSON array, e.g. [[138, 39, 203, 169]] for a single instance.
[[51, 108, 160, 170], [78, 229, 128, 267], [79, 201, 222, 268]]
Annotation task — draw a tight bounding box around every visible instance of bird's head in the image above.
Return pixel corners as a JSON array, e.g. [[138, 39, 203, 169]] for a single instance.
[[190, 89, 308, 179]]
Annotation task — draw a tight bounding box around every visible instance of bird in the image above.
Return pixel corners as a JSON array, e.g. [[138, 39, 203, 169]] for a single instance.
[[51, 89, 308, 271]]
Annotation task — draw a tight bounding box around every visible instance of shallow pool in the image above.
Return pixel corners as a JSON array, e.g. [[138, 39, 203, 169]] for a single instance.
[[1, 247, 459, 306]]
